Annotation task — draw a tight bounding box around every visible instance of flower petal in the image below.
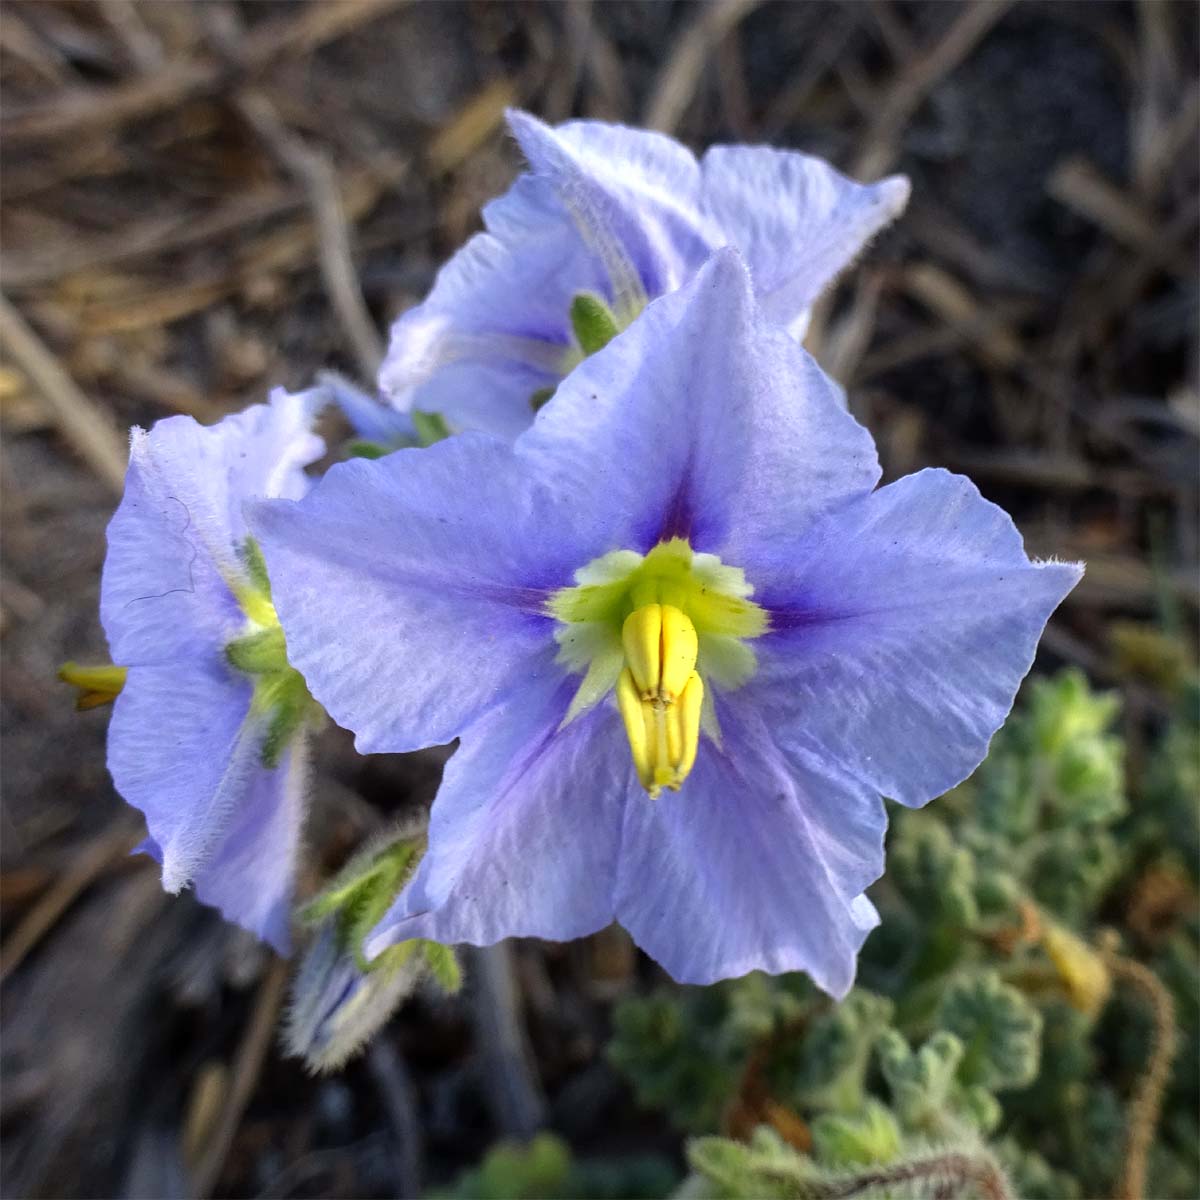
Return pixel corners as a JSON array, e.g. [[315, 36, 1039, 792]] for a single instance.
[[110, 659, 253, 892], [321, 371, 415, 444], [506, 110, 714, 298], [614, 697, 884, 996], [366, 658, 629, 954], [379, 176, 601, 439], [519, 248, 880, 558], [250, 436, 594, 753], [186, 738, 309, 952], [100, 389, 326, 666], [700, 146, 909, 334], [753, 468, 1084, 806], [129, 729, 306, 953]]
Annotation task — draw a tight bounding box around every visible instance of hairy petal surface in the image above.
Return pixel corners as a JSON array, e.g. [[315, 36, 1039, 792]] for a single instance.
[[700, 146, 909, 333], [614, 698, 883, 995], [366, 659, 630, 954], [507, 111, 714, 299], [110, 660, 257, 893], [754, 468, 1083, 806], [187, 738, 308, 952]]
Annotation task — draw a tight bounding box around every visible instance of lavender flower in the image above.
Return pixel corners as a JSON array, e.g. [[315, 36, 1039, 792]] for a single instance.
[[379, 109, 909, 439], [101, 389, 325, 952], [252, 252, 1081, 993]]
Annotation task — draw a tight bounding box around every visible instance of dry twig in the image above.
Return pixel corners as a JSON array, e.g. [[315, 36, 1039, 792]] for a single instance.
[[0, 0, 408, 145], [853, 0, 1014, 179], [236, 91, 387, 379], [467, 943, 547, 1139], [643, 0, 764, 135], [189, 957, 290, 1199], [0, 294, 128, 493], [0, 821, 144, 984]]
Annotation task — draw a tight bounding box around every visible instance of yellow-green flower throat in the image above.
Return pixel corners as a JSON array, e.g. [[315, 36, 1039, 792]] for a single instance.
[[548, 538, 768, 798]]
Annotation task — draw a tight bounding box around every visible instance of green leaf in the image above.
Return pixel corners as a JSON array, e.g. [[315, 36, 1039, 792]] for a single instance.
[[810, 1100, 902, 1167], [775, 990, 894, 1113], [438, 1133, 572, 1200], [889, 813, 979, 928], [877, 1030, 962, 1129], [938, 972, 1042, 1091]]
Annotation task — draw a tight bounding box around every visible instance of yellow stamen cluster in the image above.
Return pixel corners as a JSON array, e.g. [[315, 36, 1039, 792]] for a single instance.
[[549, 538, 768, 801], [616, 603, 704, 797]]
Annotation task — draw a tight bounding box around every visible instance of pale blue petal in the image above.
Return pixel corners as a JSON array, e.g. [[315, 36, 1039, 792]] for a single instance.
[[187, 739, 308, 953], [366, 656, 629, 954], [518, 248, 880, 558], [506, 110, 714, 298], [378, 176, 598, 439], [101, 389, 326, 666], [751, 468, 1083, 806], [614, 697, 883, 996], [102, 392, 322, 950], [321, 371, 414, 444], [262, 252, 879, 757], [116, 673, 305, 953], [109, 659, 255, 891], [250, 436, 596, 754], [700, 146, 909, 332]]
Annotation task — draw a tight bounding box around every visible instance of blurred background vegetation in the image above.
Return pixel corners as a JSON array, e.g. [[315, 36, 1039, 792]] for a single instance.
[[1, 2, 1196, 1197]]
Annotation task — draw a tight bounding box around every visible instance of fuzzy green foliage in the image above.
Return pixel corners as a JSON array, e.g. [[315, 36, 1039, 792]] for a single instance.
[[599, 664, 1200, 1200], [936, 973, 1042, 1091]]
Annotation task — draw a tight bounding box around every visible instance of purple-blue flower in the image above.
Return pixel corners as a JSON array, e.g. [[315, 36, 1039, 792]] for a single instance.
[[101, 389, 326, 952], [252, 252, 1081, 994], [379, 110, 909, 439]]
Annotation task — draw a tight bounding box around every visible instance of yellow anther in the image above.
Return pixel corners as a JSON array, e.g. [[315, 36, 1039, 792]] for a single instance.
[[621, 603, 698, 702], [670, 672, 704, 786], [622, 604, 662, 697], [616, 666, 704, 798], [616, 667, 655, 791], [58, 662, 127, 710], [659, 605, 699, 701]]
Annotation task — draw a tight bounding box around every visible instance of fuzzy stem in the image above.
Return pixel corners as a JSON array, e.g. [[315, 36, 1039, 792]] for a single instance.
[[761, 1150, 1013, 1200], [1107, 953, 1179, 1200]]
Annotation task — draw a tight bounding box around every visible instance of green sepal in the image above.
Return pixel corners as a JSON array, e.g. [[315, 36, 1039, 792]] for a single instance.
[[368, 939, 461, 995], [239, 536, 273, 599], [570, 292, 620, 355], [421, 940, 463, 993], [529, 386, 556, 413], [258, 671, 315, 768], [300, 831, 425, 969], [345, 438, 395, 459], [411, 409, 451, 446], [225, 624, 288, 675]]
